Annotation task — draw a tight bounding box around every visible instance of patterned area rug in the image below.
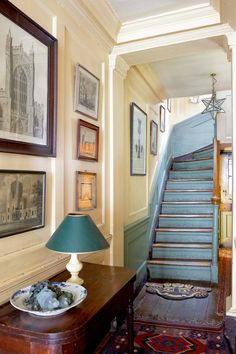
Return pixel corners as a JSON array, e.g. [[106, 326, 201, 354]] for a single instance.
[[146, 282, 212, 300], [101, 320, 227, 354]]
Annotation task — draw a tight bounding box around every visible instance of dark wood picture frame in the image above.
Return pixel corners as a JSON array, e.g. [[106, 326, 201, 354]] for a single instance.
[[77, 119, 99, 161], [0, 0, 57, 157], [160, 105, 166, 133], [74, 64, 100, 120], [130, 102, 147, 176], [0, 170, 46, 238], [150, 120, 158, 155], [76, 171, 97, 211]]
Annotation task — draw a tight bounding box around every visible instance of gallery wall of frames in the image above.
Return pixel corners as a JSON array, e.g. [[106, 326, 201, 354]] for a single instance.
[[0, 0, 112, 305]]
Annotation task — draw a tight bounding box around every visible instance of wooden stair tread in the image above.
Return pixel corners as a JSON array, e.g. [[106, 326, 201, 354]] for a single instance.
[[148, 259, 211, 267], [156, 228, 213, 232], [162, 201, 212, 204], [160, 214, 213, 218], [170, 168, 213, 171], [165, 189, 212, 192], [167, 178, 212, 181], [173, 157, 213, 163], [153, 243, 212, 249]]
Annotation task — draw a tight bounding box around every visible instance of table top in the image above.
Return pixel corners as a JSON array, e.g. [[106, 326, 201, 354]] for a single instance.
[[0, 262, 136, 341]]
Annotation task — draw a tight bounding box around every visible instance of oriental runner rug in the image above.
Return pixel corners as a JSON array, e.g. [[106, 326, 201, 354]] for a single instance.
[[101, 320, 227, 354]]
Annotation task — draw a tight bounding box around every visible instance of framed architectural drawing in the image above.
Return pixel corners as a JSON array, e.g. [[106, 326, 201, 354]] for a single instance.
[[130, 102, 147, 176], [150, 120, 158, 155], [77, 119, 99, 161], [74, 64, 100, 120], [0, 170, 46, 238], [76, 171, 97, 211], [160, 105, 165, 132], [0, 0, 57, 156]]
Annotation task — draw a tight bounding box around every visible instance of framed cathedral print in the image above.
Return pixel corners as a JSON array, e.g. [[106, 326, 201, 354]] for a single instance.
[[74, 64, 100, 120], [76, 171, 97, 211], [0, 0, 57, 156], [0, 170, 46, 238], [130, 102, 147, 176]]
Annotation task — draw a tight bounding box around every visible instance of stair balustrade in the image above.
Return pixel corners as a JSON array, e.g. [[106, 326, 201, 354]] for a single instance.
[[211, 138, 220, 283]]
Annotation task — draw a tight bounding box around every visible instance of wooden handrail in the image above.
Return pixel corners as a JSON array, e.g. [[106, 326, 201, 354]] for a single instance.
[[212, 138, 220, 205]]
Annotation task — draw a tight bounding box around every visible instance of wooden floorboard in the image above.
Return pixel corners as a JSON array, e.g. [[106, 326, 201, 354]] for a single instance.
[[134, 248, 231, 327]]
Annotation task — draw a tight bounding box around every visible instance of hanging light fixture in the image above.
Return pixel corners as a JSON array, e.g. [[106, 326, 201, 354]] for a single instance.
[[201, 73, 225, 138], [201, 73, 225, 120]]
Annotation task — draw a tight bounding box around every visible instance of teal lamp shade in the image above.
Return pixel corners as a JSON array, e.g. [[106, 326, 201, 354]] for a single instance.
[[46, 213, 109, 284]]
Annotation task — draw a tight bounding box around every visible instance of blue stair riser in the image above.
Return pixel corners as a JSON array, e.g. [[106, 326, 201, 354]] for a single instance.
[[152, 248, 212, 260], [161, 204, 213, 214], [166, 180, 213, 190], [148, 264, 211, 281], [164, 191, 212, 202], [156, 231, 212, 243], [159, 217, 213, 228], [169, 170, 213, 179], [172, 159, 213, 170], [193, 149, 213, 159]]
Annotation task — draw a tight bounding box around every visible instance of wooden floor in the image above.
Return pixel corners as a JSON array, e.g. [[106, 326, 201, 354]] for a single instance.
[[95, 248, 232, 353], [134, 248, 232, 327]]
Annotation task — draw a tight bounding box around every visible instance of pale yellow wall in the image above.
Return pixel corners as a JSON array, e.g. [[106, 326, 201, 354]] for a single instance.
[[170, 97, 205, 125], [124, 67, 163, 226], [0, 0, 113, 304]]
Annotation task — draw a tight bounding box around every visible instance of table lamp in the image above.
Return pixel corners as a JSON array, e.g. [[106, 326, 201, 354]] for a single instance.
[[46, 213, 109, 284]]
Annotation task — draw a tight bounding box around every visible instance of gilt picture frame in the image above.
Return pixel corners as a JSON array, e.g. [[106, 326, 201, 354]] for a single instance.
[[130, 102, 147, 176], [77, 119, 99, 161], [74, 64, 100, 120], [0, 0, 57, 156], [0, 170, 46, 238], [76, 171, 97, 211], [150, 120, 158, 155]]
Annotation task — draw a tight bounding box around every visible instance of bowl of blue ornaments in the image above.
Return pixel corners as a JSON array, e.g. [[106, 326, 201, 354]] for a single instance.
[[10, 281, 87, 316]]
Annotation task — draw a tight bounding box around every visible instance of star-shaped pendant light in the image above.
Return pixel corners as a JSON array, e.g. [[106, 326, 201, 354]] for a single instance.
[[201, 73, 225, 120]]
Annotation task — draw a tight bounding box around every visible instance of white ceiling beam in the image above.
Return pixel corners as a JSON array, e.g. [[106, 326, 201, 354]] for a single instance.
[[117, 1, 220, 43], [112, 23, 234, 66]]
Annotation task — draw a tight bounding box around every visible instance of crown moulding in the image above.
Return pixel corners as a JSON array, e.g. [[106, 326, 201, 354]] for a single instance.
[[117, 3, 220, 44]]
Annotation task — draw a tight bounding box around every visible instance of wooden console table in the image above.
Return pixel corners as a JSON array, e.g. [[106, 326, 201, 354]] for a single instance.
[[0, 262, 136, 353]]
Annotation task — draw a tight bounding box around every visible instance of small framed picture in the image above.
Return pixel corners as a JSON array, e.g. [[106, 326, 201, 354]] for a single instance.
[[150, 120, 158, 155], [0, 170, 46, 238], [77, 119, 99, 161], [76, 171, 97, 211], [130, 103, 147, 176], [160, 105, 165, 133], [74, 64, 100, 120], [167, 98, 171, 112]]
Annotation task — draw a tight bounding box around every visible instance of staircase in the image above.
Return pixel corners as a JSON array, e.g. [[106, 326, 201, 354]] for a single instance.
[[148, 144, 216, 282]]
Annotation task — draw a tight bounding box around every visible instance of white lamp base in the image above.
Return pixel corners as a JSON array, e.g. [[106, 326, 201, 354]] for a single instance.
[[66, 253, 84, 284]]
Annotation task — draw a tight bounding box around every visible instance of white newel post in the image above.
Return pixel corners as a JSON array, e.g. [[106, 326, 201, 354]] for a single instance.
[[108, 54, 130, 266], [226, 32, 236, 316]]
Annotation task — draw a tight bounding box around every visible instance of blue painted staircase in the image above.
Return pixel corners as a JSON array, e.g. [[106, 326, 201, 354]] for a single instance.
[[147, 144, 217, 282]]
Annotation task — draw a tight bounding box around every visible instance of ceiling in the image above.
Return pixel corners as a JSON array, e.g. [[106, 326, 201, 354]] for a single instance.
[[107, 0, 232, 98], [108, 0, 208, 23]]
